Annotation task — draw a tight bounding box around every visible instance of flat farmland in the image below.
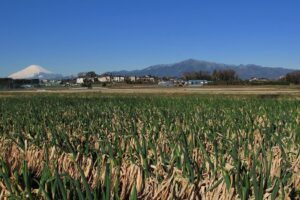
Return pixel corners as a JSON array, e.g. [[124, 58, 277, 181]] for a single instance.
[[0, 92, 299, 199], [1, 85, 300, 97]]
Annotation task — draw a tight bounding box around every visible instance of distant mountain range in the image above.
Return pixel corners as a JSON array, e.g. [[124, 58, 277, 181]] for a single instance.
[[108, 59, 295, 80], [7, 59, 296, 80]]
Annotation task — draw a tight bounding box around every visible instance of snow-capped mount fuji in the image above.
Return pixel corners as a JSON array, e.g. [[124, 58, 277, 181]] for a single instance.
[[8, 65, 63, 80]]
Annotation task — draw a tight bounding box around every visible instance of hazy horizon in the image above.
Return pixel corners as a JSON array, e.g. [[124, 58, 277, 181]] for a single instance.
[[1, 0, 300, 76]]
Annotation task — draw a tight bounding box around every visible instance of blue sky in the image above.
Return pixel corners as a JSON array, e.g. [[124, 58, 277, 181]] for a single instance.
[[0, 0, 300, 76]]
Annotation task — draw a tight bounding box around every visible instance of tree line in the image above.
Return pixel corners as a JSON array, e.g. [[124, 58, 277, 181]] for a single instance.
[[182, 69, 239, 82], [183, 69, 300, 85], [284, 71, 300, 84]]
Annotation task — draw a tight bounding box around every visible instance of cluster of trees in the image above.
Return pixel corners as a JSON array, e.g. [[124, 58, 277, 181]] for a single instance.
[[182, 69, 300, 85], [212, 69, 239, 81], [284, 71, 300, 84], [77, 71, 97, 88], [182, 71, 212, 81], [78, 71, 98, 78], [0, 78, 13, 89], [82, 79, 93, 88], [183, 69, 239, 82]]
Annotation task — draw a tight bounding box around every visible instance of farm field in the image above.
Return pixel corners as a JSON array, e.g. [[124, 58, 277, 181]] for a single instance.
[[1, 85, 300, 96], [0, 93, 299, 199]]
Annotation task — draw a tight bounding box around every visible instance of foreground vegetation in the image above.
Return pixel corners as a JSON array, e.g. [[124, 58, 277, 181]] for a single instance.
[[0, 94, 299, 199]]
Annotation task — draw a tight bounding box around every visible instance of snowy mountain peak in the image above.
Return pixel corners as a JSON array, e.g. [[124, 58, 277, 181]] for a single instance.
[[8, 65, 62, 80], [25, 65, 51, 74]]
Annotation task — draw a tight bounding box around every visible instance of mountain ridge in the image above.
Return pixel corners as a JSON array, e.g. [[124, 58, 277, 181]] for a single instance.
[[108, 59, 295, 80]]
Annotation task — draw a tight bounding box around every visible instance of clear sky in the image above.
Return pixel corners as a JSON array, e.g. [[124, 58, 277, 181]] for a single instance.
[[0, 0, 300, 76]]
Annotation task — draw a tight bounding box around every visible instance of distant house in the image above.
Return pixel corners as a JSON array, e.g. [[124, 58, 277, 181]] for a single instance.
[[76, 78, 85, 84], [60, 79, 76, 86], [249, 77, 269, 82], [173, 79, 185, 87], [98, 76, 111, 83], [113, 76, 125, 82], [127, 75, 156, 83], [129, 76, 138, 82], [158, 81, 174, 87], [139, 75, 155, 83], [41, 79, 48, 84], [187, 80, 208, 86], [20, 84, 33, 88], [41, 79, 62, 87]]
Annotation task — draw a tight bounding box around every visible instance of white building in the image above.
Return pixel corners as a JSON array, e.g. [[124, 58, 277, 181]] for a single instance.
[[113, 76, 125, 82], [187, 80, 208, 86], [158, 81, 174, 87], [129, 76, 137, 82], [76, 78, 85, 84], [98, 76, 111, 82]]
